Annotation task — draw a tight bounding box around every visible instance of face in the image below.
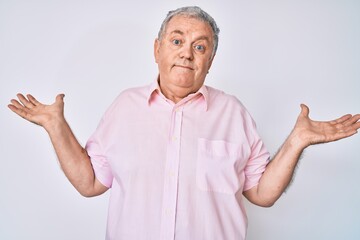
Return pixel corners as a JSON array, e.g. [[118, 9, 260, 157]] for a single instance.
[[154, 15, 215, 102]]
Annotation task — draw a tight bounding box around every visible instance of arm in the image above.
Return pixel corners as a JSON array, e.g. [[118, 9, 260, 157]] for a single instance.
[[243, 104, 360, 207], [8, 94, 108, 197]]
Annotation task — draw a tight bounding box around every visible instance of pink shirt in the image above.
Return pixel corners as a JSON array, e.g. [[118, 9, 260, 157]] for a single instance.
[[86, 81, 270, 240]]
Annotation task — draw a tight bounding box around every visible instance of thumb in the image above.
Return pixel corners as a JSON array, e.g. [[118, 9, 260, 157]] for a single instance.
[[300, 103, 310, 118], [55, 93, 65, 103]]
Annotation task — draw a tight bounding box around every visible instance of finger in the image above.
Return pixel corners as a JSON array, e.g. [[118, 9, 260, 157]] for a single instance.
[[27, 94, 41, 106], [337, 121, 360, 137], [343, 114, 360, 127], [330, 114, 352, 125], [8, 104, 18, 114], [9, 98, 34, 120], [300, 104, 309, 118], [8, 103, 32, 120], [10, 99, 25, 109], [17, 93, 35, 109], [348, 119, 360, 132]]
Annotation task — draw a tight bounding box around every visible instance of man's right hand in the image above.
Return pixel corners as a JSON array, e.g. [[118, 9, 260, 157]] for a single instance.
[[8, 93, 108, 197], [8, 93, 65, 131]]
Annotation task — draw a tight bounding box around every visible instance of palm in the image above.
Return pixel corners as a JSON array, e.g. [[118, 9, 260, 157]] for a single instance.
[[8, 94, 65, 129], [294, 104, 360, 147]]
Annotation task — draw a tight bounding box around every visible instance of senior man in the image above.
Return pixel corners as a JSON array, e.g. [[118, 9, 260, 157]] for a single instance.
[[8, 6, 360, 240]]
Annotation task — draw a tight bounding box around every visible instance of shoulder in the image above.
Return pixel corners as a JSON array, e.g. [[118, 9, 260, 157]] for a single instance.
[[205, 85, 248, 113], [113, 84, 151, 105], [115, 84, 150, 101], [102, 84, 151, 118]]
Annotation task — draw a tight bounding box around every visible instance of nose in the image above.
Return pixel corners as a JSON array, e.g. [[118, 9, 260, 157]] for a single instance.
[[179, 44, 194, 60]]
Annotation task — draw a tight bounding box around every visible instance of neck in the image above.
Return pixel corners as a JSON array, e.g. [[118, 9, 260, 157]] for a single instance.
[[159, 83, 191, 103]]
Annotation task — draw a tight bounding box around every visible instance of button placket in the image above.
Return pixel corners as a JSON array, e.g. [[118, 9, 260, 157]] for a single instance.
[[159, 106, 184, 240]]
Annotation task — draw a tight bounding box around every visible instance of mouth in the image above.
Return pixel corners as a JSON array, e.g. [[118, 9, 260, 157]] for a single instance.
[[173, 64, 194, 70]]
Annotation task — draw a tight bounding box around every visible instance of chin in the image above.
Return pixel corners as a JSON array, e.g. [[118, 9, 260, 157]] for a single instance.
[[173, 78, 196, 88]]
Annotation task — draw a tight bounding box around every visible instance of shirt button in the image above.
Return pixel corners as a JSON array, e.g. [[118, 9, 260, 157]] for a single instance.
[[165, 208, 171, 216]]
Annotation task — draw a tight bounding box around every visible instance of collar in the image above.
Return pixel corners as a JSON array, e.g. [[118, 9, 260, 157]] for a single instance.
[[147, 77, 209, 111]]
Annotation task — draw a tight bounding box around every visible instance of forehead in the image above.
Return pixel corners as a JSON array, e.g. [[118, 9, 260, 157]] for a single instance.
[[165, 15, 213, 39]]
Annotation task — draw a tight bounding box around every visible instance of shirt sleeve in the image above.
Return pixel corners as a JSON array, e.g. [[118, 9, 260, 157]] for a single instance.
[[242, 115, 270, 192], [85, 116, 114, 188]]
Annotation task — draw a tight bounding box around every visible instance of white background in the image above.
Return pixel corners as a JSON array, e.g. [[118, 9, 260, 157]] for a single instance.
[[1, 0, 359, 239]]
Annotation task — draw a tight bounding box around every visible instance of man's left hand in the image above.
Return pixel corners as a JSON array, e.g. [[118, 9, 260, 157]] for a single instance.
[[292, 104, 360, 148]]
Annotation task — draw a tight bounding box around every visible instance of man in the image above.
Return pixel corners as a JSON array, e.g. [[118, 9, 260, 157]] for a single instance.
[[8, 6, 360, 240]]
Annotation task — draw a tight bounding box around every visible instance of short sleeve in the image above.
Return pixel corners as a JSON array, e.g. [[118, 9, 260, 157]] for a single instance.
[[86, 117, 114, 188], [242, 116, 270, 191]]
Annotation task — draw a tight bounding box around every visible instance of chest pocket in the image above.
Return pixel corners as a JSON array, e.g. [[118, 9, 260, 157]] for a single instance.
[[196, 138, 248, 194]]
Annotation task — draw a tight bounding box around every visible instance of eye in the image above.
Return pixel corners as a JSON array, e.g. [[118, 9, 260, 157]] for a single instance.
[[172, 39, 181, 45], [194, 45, 205, 51]]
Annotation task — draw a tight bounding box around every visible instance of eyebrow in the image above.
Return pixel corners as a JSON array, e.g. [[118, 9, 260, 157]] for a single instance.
[[169, 30, 211, 42], [170, 30, 184, 35]]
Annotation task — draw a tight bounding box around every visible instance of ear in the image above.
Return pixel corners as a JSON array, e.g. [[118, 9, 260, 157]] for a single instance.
[[154, 38, 160, 63]]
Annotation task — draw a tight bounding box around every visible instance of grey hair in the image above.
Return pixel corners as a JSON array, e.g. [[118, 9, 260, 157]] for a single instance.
[[157, 6, 220, 57]]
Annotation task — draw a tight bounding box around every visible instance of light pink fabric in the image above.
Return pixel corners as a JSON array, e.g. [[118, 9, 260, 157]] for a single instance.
[[86, 81, 270, 240]]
